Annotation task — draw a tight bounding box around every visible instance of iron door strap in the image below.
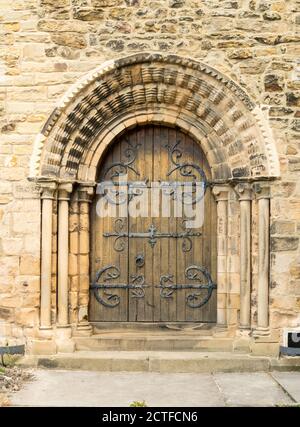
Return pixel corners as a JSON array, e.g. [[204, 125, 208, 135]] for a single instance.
[[104, 219, 201, 251], [90, 265, 149, 308], [91, 264, 217, 309], [157, 265, 217, 309]]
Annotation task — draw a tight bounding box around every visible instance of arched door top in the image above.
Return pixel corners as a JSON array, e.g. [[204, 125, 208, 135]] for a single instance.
[[29, 52, 280, 182]]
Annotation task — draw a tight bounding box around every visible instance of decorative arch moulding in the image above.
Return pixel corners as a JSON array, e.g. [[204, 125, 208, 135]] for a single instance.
[[29, 52, 280, 184]]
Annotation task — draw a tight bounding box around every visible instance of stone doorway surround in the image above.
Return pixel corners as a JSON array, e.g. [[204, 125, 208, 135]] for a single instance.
[[28, 53, 280, 355]]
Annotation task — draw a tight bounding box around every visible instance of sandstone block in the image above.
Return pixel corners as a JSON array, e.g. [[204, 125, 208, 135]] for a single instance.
[[17, 275, 40, 293], [24, 235, 40, 255], [73, 7, 104, 21], [23, 44, 45, 60], [20, 256, 40, 275], [290, 262, 300, 281], [69, 254, 78, 276], [270, 221, 296, 235], [1, 294, 22, 308], [51, 33, 87, 49], [263, 11, 281, 21], [0, 307, 13, 321], [264, 74, 284, 92], [1, 237, 23, 255], [288, 158, 300, 172], [56, 339, 75, 353], [92, 0, 123, 6], [29, 339, 57, 355], [228, 48, 253, 60], [41, 0, 69, 6], [286, 92, 300, 107], [271, 237, 299, 252]]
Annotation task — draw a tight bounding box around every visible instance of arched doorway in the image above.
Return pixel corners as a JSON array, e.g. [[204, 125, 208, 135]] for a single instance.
[[28, 53, 281, 355], [89, 125, 217, 323]]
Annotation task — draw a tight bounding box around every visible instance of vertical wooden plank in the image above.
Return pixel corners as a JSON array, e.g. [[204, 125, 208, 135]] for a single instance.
[[158, 126, 177, 321], [144, 125, 155, 321], [152, 125, 163, 321]]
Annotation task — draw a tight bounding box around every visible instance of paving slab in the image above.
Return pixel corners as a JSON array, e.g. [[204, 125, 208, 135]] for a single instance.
[[10, 370, 225, 407], [10, 369, 300, 407], [271, 372, 300, 403], [213, 372, 293, 407]]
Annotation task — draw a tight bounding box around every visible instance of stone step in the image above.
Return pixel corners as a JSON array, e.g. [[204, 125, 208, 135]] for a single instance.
[[74, 333, 233, 352], [19, 351, 273, 373], [92, 322, 215, 333]]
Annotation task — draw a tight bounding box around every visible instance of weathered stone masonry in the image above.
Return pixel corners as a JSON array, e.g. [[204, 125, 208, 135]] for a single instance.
[[0, 0, 299, 355]]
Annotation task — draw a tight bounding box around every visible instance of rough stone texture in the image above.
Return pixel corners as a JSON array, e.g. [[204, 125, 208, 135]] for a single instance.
[[0, 0, 299, 351]]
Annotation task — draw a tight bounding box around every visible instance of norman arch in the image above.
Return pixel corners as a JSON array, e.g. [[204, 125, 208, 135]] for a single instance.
[[29, 53, 280, 351]]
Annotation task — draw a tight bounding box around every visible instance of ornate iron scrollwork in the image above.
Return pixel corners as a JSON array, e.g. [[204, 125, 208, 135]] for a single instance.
[[103, 137, 141, 181], [156, 265, 217, 309], [98, 179, 149, 206], [104, 218, 128, 252], [165, 141, 207, 204], [90, 265, 149, 308], [91, 264, 216, 309], [104, 221, 201, 251]]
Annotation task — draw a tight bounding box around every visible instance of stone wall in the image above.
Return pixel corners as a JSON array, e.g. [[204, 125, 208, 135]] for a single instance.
[[0, 0, 299, 346]]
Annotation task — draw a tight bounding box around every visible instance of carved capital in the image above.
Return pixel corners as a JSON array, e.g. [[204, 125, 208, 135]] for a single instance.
[[234, 183, 253, 201], [77, 185, 95, 203], [252, 182, 271, 200], [40, 182, 57, 200], [58, 182, 73, 201], [212, 185, 230, 202]]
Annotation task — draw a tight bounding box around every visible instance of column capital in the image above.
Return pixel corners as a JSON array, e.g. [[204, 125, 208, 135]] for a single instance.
[[234, 183, 253, 201], [58, 182, 73, 201], [77, 184, 95, 203], [212, 185, 230, 202], [252, 182, 271, 200], [40, 182, 57, 200]]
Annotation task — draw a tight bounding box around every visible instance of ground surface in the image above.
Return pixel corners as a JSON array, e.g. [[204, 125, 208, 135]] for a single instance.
[[0, 366, 34, 407], [8, 370, 300, 407]]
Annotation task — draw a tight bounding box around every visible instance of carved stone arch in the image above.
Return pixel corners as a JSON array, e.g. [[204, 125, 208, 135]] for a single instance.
[[30, 53, 280, 183], [32, 53, 280, 351]]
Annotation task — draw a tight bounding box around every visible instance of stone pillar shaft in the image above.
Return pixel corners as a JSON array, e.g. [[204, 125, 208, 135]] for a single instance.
[[212, 185, 230, 327], [40, 184, 56, 329], [57, 184, 72, 327], [235, 183, 252, 329], [78, 186, 94, 327], [254, 183, 271, 334]]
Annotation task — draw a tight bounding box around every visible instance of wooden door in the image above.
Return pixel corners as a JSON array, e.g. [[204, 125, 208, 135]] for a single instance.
[[89, 125, 217, 323]]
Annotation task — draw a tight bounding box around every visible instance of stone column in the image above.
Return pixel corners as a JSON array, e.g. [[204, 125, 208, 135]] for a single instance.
[[235, 183, 253, 329], [77, 185, 94, 332], [40, 183, 57, 329], [57, 183, 73, 327], [254, 182, 271, 336], [212, 185, 230, 327]]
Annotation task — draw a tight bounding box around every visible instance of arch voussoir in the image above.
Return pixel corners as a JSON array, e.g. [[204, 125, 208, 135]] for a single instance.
[[30, 53, 280, 182]]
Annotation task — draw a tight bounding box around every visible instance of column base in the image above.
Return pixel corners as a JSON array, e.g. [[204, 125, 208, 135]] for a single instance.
[[38, 326, 54, 339], [55, 325, 75, 353], [73, 322, 93, 337], [253, 327, 270, 337], [233, 337, 251, 354], [239, 324, 251, 330]]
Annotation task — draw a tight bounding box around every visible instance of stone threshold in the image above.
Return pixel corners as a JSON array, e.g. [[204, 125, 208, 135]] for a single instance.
[[17, 351, 300, 374]]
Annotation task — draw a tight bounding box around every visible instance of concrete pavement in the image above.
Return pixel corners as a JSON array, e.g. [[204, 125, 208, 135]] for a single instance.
[[9, 370, 300, 407]]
